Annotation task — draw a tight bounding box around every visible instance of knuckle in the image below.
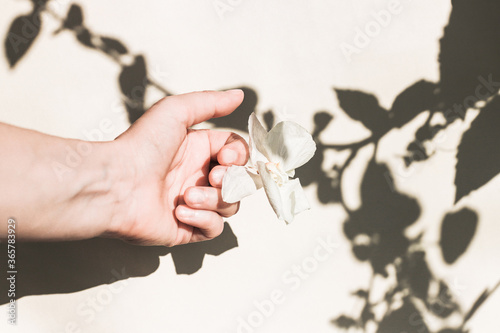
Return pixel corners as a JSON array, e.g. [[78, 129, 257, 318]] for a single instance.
[[214, 220, 224, 236], [207, 216, 224, 238], [219, 202, 239, 217]]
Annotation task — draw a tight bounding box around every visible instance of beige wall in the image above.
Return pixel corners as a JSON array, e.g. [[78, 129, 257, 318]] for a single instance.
[[1, 1, 500, 332]]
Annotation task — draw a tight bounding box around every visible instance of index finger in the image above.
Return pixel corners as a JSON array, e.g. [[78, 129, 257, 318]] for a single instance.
[[207, 131, 249, 166]]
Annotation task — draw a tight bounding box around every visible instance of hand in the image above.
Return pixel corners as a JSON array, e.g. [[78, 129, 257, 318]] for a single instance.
[[105, 90, 248, 246]]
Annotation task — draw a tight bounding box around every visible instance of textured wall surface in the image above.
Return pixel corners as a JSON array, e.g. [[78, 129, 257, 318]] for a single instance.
[[1, 1, 500, 332]]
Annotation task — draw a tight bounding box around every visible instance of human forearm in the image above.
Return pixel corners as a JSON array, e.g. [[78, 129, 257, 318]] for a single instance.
[[0, 122, 127, 240], [0, 90, 247, 246]]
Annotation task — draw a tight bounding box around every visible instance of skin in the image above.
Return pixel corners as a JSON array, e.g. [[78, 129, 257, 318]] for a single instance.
[[0, 90, 249, 246]]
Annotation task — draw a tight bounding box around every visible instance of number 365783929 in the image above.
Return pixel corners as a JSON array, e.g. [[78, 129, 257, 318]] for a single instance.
[[7, 218, 16, 265]]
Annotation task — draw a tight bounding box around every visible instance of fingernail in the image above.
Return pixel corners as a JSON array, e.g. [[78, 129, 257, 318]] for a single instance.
[[177, 206, 194, 218], [211, 168, 225, 184], [225, 89, 243, 95], [222, 149, 238, 164], [188, 189, 205, 204]]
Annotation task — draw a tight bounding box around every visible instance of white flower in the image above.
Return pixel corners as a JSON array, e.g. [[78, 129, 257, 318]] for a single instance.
[[222, 113, 316, 223]]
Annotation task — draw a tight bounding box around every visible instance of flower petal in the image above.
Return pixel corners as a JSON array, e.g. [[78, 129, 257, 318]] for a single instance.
[[257, 162, 310, 223], [249, 113, 270, 164], [222, 165, 262, 203], [265, 121, 316, 172], [281, 178, 310, 216], [257, 161, 287, 221]]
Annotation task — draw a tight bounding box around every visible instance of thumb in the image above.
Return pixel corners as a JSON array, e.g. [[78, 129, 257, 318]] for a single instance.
[[115, 90, 244, 165], [148, 89, 244, 128]]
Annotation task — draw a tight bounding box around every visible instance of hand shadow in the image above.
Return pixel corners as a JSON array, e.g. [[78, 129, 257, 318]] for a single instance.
[[0, 222, 237, 304]]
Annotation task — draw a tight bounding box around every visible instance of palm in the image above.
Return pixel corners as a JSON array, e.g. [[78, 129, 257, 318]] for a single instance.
[[112, 90, 246, 246], [126, 130, 214, 245], [162, 131, 215, 242]]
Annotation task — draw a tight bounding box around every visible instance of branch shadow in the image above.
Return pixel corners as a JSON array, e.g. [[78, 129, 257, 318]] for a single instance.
[[4, 1, 500, 331], [1, 3, 247, 304], [330, 1, 500, 331]]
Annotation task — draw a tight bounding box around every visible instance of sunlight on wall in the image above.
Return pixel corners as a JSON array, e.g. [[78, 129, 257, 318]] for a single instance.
[[2, 1, 500, 333]]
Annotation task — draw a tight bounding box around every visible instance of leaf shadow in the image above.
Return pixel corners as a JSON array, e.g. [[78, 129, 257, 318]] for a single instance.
[[331, 1, 500, 330], [2, 3, 242, 304], [455, 96, 500, 203], [4, 7, 42, 68], [439, 0, 500, 112], [4, 1, 500, 331]]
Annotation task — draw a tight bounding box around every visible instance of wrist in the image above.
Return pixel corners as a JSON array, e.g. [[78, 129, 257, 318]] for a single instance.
[[45, 138, 135, 241], [71, 139, 136, 240], [0, 122, 135, 241]]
